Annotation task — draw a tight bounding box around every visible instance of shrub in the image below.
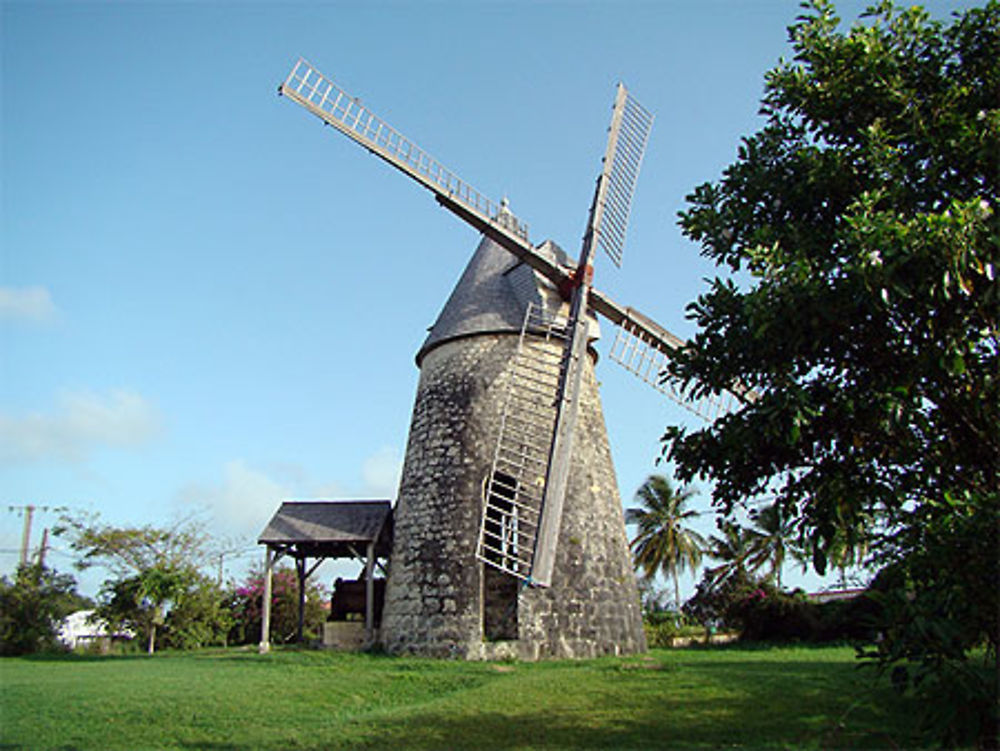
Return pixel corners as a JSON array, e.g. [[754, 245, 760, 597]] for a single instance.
[[159, 573, 232, 650], [643, 611, 682, 648], [684, 567, 881, 644], [0, 564, 89, 656], [735, 588, 816, 641], [225, 566, 327, 645]]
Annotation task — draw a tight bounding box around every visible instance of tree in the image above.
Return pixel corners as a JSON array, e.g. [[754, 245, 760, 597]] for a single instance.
[[626, 475, 707, 608], [682, 565, 763, 632], [55, 513, 224, 654], [98, 566, 190, 654], [825, 509, 872, 587], [0, 564, 90, 656], [55, 512, 211, 577], [159, 571, 232, 650], [702, 520, 759, 588], [746, 502, 805, 589], [665, 2, 998, 746]]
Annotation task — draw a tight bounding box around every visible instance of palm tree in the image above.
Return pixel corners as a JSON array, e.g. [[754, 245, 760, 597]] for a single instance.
[[704, 520, 758, 588], [626, 475, 707, 608], [827, 516, 872, 587], [746, 502, 804, 589]]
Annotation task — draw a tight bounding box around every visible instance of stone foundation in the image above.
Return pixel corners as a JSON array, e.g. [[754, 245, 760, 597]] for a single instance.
[[322, 621, 367, 650]]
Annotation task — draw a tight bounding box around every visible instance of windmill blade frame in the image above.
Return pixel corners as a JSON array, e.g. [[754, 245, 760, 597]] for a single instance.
[[278, 59, 571, 292], [592, 288, 758, 420], [593, 85, 654, 268], [476, 303, 570, 581]]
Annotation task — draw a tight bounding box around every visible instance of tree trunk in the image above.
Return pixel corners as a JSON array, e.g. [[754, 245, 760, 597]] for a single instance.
[[147, 624, 156, 655]]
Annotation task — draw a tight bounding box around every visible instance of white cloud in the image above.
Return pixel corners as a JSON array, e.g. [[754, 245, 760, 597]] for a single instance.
[[307, 479, 349, 499], [0, 389, 162, 466], [177, 459, 290, 541], [178, 447, 401, 543], [0, 286, 58, 323], [360, 445, 402, 498]]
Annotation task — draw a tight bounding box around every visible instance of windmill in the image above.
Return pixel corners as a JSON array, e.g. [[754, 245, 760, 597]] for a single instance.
[[279, 60, 752, 658]]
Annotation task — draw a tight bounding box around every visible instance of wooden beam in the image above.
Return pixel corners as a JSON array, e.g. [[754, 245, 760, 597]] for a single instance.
[[364, 541, 375, 637], [305, 557, 326, 579]]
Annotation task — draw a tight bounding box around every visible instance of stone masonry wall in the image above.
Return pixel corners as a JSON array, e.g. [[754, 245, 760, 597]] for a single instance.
[[379, 332, 646, 659]]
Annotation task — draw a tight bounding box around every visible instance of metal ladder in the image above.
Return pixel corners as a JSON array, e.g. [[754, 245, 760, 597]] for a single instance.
[[476, 303, 568, 580]]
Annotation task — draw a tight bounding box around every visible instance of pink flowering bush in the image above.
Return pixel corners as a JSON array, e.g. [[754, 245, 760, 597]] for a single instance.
[[225, 566, 327, 645]]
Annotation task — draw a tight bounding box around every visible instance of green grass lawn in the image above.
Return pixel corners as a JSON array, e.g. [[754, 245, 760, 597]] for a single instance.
[[0, 644, 928, 750]]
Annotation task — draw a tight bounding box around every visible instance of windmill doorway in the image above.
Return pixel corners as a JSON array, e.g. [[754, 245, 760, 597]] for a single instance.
[[482, 472, 519, 641]]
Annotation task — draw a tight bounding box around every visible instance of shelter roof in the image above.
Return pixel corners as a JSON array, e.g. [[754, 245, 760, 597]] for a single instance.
[[258, 500, 393, 558]]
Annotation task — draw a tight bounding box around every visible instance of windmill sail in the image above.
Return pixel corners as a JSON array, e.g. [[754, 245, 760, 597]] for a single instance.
[[593, 86, 653, 268], [591, 289, 757, 419], [279, 59, 570, 290], [525, 83, 651, 587], [608, 316, 749, 420]]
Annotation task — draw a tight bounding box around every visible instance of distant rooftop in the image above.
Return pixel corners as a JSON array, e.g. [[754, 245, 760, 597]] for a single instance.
[[806, 588, 864, 604]]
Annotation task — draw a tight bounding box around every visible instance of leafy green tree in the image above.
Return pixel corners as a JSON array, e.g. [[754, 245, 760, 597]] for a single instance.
[[682, 565, 763, 632], [96, 566, 188, 653], [825, 509, 872, 587], [56, 512, 211, 577], [626, 475, 707, 608], [160, 572, 232, 650], [665, 2, 998, 745], [95, 567, 231, 653], [0, 564, 90, 656], [56, 512, 229, 653]]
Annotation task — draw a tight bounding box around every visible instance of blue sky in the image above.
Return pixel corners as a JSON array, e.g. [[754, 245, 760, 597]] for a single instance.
[[2, 0, 972, 599]]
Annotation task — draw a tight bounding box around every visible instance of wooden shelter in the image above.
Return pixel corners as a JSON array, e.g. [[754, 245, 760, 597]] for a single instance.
[[257, 500, 392, 652]]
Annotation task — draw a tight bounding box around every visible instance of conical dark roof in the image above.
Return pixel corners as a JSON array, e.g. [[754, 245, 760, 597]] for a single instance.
[[416, 236, 570, 365]]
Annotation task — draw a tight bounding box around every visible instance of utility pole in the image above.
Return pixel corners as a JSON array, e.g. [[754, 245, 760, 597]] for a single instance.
[[18, 505, 35, 567], [215, 544, 253, 586], [8, 504, 60, 568], [36, 528, 49, 567]]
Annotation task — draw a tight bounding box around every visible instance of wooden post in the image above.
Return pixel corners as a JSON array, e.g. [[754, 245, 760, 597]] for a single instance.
[[364, 541, 375, 637], [295, 555, 307, 644], [259, 546, 274, 654]]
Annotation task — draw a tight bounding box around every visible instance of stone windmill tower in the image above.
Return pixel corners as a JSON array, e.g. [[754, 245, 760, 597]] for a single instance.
[[278, 60, 755, 659], [381, 235, 644, 659]]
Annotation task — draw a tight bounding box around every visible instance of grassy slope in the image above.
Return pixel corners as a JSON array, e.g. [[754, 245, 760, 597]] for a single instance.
[[0, 645, 927, 750]]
